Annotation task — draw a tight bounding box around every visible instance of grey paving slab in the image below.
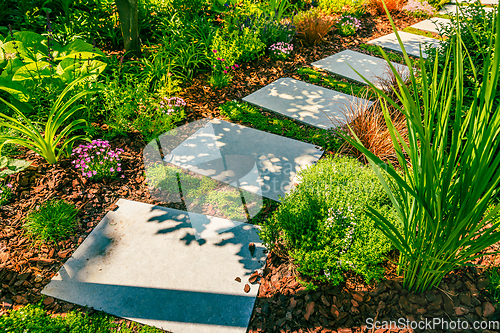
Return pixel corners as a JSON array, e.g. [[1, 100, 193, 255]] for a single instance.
[[438, 3, 495, 14], [311, 49, 409, 89], [160, 118, 323, 202], [410, 17, 451, 34], [367, 31, 441, 58], [450, 0, 498, 5], [242, 77, 373, 130], [43, 199, 266, 333]]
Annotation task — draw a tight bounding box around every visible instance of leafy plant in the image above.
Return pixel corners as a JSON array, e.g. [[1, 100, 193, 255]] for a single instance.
[[71, 139, 125, 180], [132, 94, 186, 142], [294, 8, 334, 44], [209, 32, 242, 87], [0, 154, 31, 178], [0, 75, 98, 164], [266, 0, 292, 21], [0, 29, 106, 104], [336, 14, 362, 37], [426, 2, 497, 107], [24, 199, 79, 244], [259, 156, 398, 287], [341, 5, 500, 293], [0, 181, 13, 206]]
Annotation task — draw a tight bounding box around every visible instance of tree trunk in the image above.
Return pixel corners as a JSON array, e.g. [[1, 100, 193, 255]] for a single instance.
[[115, 0, 141, 56]]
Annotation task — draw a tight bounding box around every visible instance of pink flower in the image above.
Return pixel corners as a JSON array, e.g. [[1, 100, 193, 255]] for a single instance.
[[225, 66, 229, 69], [235, 64, 239, 68], [221, 58, 225, 61], [217, 57, 221, 61], [213, 49, 217, 53], [231, 66, 234, 69], [121, 175, 125, 178], [6, 184, 12, 188], [223, 70, 227, 74], [110, 167, 115, 172]]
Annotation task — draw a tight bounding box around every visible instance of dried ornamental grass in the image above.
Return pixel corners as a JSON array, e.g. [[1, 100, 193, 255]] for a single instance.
[[370, 0, 403, 14], [294, 8, 335, 45]]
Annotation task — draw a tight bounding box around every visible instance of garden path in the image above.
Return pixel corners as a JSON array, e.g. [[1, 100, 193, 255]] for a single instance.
[[41, 2, 497, 332]]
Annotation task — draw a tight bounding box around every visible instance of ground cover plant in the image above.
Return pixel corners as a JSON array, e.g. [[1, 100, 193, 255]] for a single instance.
[[0, 302, 164, 333]]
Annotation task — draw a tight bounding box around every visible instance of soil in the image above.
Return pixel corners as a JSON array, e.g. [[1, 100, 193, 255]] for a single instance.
[[1, 10, 500, 333]]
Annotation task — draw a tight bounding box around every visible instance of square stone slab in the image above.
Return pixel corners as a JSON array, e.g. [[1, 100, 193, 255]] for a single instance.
[[451, 0, 498, 4], [410, 17, 451, 34], [161, 118, 323, 202], [43, 199, 266, 333], [242, 77, 373, 130], [311, 49, 409, 89], [438, 3, 495, 14], [367, 31, 441, 58]]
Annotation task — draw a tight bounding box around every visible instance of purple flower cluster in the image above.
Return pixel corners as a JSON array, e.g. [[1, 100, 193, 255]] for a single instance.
[[337, 15, 362, 37], [0, 183, 13, 206], [157, 97, 186, 115], [402, 0, 435, 18], [269, 42, 294, 60], [71, 140, 125, 181]]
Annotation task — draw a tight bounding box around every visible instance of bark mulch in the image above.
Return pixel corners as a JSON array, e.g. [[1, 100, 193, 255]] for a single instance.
[[1, 11, 499, 333]]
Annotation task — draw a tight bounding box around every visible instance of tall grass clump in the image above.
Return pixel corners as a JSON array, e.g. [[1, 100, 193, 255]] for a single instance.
[[341, 4, 500, 293]]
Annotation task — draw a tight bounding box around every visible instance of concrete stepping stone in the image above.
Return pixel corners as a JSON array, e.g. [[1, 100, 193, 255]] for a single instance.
[[43, 199, 266, 333], [242, 77, 373, 130], [410, 17, 451, 34], [450, 0, 498, 5], [367, 31, 441, 58], [311, 49, 409, 89], [154, 118, 323, 202], [438, 3, 495, 14]]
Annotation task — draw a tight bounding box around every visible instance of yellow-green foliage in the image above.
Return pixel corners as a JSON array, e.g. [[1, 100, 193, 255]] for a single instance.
[[260, 156, 398, 288]]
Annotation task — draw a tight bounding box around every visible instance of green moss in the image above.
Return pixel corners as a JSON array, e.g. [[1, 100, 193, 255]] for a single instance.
[[358, 43, 405, 63], [295, 67, 376, 99], [402, 27, 442, 39], [0, 303, 166, 333]]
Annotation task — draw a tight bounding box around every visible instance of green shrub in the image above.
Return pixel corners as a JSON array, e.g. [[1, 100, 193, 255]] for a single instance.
[[318, 0, 367, 15], [259, 156, 398, 287], [24, 199, 79, 244]]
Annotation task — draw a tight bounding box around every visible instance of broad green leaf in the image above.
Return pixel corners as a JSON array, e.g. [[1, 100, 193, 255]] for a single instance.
[[0, 77, 30, 102], [0, 156, 7, 169], [12, 61, 53, 81], [0, 158, 32, 178], [55, 39, 105, 60]]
